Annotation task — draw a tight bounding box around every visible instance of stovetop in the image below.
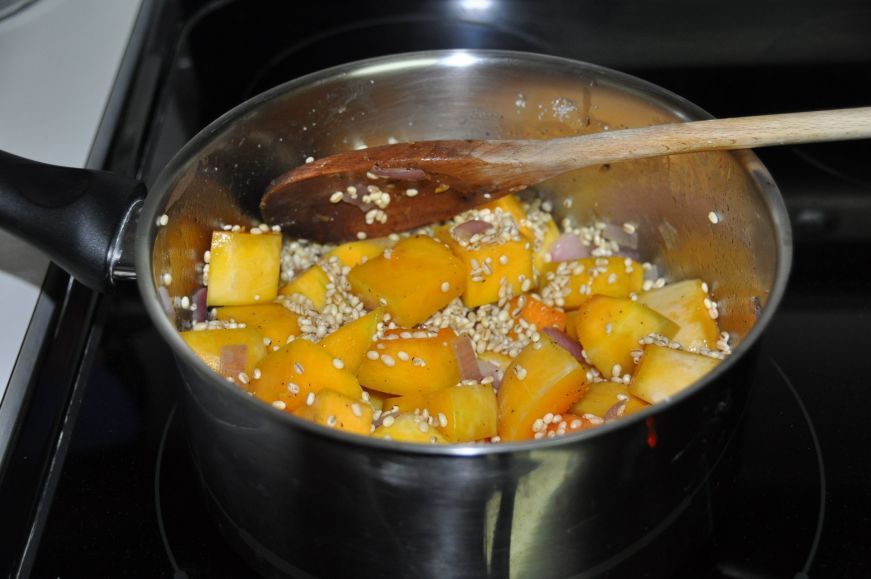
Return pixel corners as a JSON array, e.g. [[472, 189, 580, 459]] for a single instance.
[[4, 1, 871, 578]]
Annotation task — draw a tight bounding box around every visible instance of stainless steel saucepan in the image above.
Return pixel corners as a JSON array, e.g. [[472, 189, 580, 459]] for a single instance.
[[0, 50, 791, 578]]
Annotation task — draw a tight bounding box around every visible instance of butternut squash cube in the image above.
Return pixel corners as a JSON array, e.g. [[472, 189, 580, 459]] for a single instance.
[[510, 295, 567, 334], [180, 328, 267, 379], [570, 381, 649, 418], [482, 194, 532, 238], [426, 383, 498, 443], [357, 329, 461, 396], [371, 413, 448, 444], [436, 226, 534, 308], [320, 308, 385, 374], [214, 303, 300, 348], [348, 236, 465, 327], [206, 231, 281, 306], [279, 265, 330, 311], [252, 338, 362, 412], [574, 296, 680, 377], [295, 388, 373, 436], [547, 256, 644, 309], [630, 344, 721, 403], [637, 279, 720, 351], [497, 334, 589, 441], [481, 195, 559, 278], [325, 238, 390, 267]]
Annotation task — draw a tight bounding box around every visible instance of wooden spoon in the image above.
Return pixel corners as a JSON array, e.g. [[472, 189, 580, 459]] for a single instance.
[[261, 107, 871, 243]]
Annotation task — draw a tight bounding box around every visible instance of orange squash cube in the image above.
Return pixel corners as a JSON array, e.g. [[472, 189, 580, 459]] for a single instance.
[[436, 226, 534, 308], [214, 303, 300, 348], [482, 194, 532, 238], [426, 382, 498, 443], [206, 231, 281, 306], [348, 236, 465, 327], [252, 338, 362, 412], [325, 238, 390, 267], [510, 295, 567, 333], [180, 328, 267, 379], [547, 256, 644, 309], [279, 265, 330, 310], [371, 412, 448, 444], [320, 308, 385, 374], [573, 296, 679, 377], [630, 344, 721, 403], [294, 388, 373, 436], [357, 329, 461, 396], [637, 279, 720, 351], [497, 334, 590, 441]]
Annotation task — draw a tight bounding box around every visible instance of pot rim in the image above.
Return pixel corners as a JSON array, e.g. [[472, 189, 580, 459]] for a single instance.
[[135, 49, 793, 456]]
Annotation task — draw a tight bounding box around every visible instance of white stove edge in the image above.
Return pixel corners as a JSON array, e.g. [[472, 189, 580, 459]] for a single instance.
[[0, 0, 146, 447]]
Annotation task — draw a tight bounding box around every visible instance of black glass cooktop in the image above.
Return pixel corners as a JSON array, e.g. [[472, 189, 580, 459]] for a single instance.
[[6, 1, 871, 577]]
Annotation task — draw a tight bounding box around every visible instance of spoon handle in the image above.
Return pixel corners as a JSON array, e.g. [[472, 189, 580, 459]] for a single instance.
[[501, 106, 871, 173]]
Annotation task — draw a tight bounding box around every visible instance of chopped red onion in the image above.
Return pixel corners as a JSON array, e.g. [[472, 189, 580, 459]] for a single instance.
[[192, 287, 209, 323], [452, 220, 493, 242], [541, 327, 585, 364], [549, 233, 589, 262], [370, 165, 428, 181], [477, 359, 503, 390], [643, 263, 660, 282], [453, 336, 482, 381], [219, 344, 248, 379], [603, 223, 639, 250]]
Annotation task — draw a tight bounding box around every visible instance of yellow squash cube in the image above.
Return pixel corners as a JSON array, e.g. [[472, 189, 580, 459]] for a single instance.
[[497, 334, 589, 441], [436, 226, 534, 308], [295, 388, 374, 436], [180, 328, 267, 379], [426, 383, 498, 443], [573, 296, 680, 377], [206, 231, 281, 306], [279, 265, 330, 310], [371, 413, 448, 444], [357, 329, 461, 396], [252, 338, 362, 412], [214, 303, 300, 348], [637, 279, 720, 351], [348, 236, 465, 327], [547, 256, 643, 309], [630, 344, 721, 403], [570, 381, 649, 418], [320, 308, 385, 374]]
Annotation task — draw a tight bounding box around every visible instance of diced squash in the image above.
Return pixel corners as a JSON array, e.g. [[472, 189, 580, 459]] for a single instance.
[[383, 391, 430, 414], [574, 296, 679, 377], [325, 238, 391, 268], [295, 388, 373, 436], [426, 383, 498, 442], [637, 279, 720, 351], [214, 304, 300, 348], [207, 231, 281, 306], [565, 310, 582, 340], [510, 295, 567, 333], [180, 328, 267, 378], [497, 334, 589, 441], [630, 344, 721, 403], [371, 413, 448, 444], [436, 226, 534, 308], [357, 329, 461, 396], [570, 382, 649, 418], [252, 338, 362, 412], [546, 256, 644, 309], [279, 265, 330, 310], [348, 236, 465, 326], [321, 308, 385, 373], [481, 195, 559, 279]]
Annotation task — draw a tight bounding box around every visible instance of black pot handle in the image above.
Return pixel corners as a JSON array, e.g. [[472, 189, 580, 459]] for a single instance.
[[0, 150, 145, 292]]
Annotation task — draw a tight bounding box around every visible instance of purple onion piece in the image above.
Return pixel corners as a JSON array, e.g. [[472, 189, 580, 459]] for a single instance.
[[603, 223, 639, 250], [453, 337, 483, 381], [604, 400, 628, 422], [477, 359, 503, 390], [192, 287, 209, 323], [541, 327, 585, 365], [452, 219, 493, 242], [549, 232, 589, 262]]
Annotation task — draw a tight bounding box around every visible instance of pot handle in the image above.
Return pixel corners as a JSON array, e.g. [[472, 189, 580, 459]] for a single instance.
[[0, 150, 145, 292]]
